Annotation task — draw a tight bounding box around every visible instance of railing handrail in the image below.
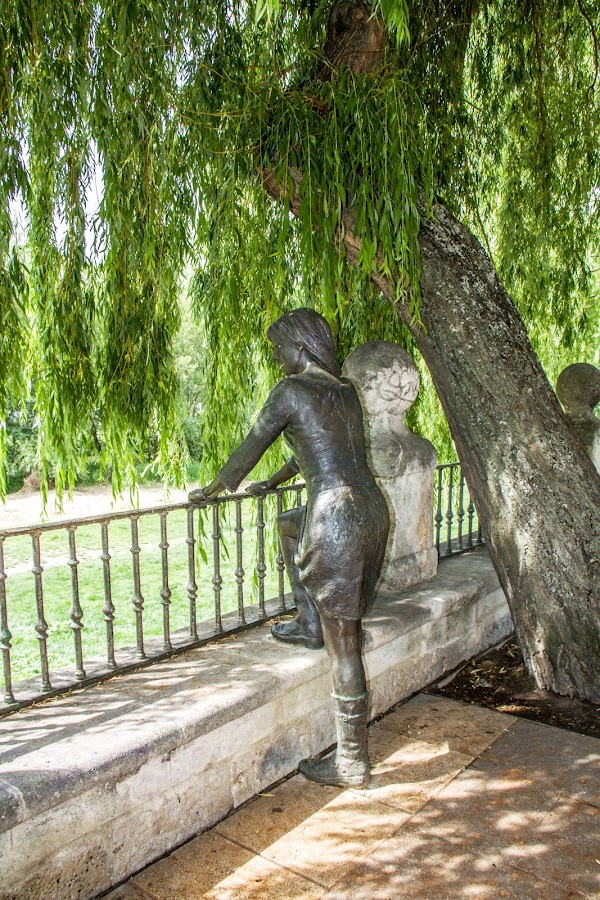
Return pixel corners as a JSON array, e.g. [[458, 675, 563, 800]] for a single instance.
[[1, 463, 468, 539], [0, 483, 305, 539]]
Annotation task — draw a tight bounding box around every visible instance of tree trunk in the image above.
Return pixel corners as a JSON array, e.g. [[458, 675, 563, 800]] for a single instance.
[[415, 203, 600, 704], [262, 170, 600, 703]]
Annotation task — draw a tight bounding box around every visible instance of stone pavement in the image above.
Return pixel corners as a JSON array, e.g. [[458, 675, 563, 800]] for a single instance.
[[104, 693, 600, 899]]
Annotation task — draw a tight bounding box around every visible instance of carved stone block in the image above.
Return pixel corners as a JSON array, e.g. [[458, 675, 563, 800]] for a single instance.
[[343, 341, 438, 595]]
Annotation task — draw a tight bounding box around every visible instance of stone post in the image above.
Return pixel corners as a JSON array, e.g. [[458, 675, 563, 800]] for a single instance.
[[343, 341, 438, 594]]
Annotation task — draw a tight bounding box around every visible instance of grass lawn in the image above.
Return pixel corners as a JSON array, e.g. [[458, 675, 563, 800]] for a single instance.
[[1, 494, 292, 688]]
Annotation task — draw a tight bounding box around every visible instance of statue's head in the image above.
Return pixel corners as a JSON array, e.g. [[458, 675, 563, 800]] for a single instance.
[[343, 341, 420, 432], [267, 308, 341, 377]]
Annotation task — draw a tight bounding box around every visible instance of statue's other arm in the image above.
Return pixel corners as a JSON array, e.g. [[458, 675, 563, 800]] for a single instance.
[[246, 457, 300, 495]]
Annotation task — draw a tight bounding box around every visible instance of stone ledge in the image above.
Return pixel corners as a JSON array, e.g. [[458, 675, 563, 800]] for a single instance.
[[0, 548, 512, 900]]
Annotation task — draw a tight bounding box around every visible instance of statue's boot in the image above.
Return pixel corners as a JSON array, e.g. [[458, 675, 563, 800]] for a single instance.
[[271, 533, 324, 650], [298, 694, 370, 788]]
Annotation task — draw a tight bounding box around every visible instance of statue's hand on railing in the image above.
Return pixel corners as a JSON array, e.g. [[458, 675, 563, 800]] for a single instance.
[[245, 480, 272, 496], [188, 476, 225, 504]]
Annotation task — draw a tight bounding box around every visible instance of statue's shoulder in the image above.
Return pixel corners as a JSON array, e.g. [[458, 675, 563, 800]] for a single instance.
[[285, 373, 315, 389], [265, 377, 303, 412]]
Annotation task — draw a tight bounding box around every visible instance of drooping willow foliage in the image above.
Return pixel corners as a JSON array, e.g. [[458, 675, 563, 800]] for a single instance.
[[0, 0, 598, 497]]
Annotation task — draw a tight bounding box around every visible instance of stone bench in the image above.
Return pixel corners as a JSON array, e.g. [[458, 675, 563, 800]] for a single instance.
[[0, 549, 511, 900]]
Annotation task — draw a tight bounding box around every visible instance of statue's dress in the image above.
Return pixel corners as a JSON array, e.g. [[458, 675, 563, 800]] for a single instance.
[[219, 368, 389, 621]]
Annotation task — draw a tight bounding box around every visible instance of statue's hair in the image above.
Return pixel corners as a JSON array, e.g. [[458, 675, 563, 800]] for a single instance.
[[267, 308, 341, 377]]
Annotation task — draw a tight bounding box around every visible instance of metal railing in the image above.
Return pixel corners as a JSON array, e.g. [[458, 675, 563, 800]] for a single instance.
[[0, 464, 482, 715], [434, 463, 483, 557]]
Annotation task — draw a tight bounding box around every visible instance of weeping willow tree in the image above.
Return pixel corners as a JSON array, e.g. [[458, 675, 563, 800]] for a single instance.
[[1, 0, 599, 699]]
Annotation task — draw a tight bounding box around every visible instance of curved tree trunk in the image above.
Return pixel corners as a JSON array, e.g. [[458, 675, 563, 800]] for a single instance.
[[415, 203, 600, 703], [263, 168, 600, 703]]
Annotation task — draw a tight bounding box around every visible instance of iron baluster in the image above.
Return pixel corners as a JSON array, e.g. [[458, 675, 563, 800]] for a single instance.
[[130, 517, 146, 660], [466, 498, 475, 547], [434, 466, 444, 553], [212, 503, 223, 631], [445, 466, 455, 555], [67, 526, 86, 681], [234, 499, 245, 625], [0, 538, 16, 705], [256, 496, 266, 618], [457, 474, 466, 550], [101, 522, 116, 669], [159, 512, 172, 651], [187, 508, 198, 639], [31, 532, 51, 692], [276, 491, 286, 611]]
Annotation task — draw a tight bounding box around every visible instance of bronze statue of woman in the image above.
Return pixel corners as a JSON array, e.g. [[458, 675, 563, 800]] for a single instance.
[[189, 308, 389, 788]]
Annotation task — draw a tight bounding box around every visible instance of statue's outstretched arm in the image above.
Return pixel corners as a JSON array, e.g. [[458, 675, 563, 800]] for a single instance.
[[189, 380, 295, 504]]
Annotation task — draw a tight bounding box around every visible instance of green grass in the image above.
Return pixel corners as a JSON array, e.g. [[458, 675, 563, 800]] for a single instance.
[[1, 494, 293, 688]]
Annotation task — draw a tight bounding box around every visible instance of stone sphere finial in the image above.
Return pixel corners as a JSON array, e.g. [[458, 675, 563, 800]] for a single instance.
[[556, 362, 600, 414], [556, 362, 600, 473]]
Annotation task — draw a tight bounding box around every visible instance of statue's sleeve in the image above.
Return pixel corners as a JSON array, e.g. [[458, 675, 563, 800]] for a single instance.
[[286, 457, 300, 475], [218, 381, 297, 491]]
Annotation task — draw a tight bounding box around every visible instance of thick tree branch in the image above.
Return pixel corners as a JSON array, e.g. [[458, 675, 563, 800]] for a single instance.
[[321, 0, 386, 75]]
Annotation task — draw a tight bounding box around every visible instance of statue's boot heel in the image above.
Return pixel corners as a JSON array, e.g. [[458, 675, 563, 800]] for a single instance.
[[298, 694, 370, 788], [271, 619, 324, 650]]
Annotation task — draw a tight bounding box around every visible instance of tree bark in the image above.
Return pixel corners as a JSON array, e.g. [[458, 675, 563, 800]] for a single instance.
[[262, 170, 600, 704]]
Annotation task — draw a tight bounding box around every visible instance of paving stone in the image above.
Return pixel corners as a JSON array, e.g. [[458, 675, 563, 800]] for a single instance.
[[215, 775, 342, 851], [505, 797, 600, 896], [218, 771, 411, 888], [472, 718, 600, 807], [130, 830, 257, 897], [361, 727, 473, 812], [398, 721, 600, 895], [376, 692, 516, 757], [201, 855, 325, 899], [251, 789, 410, 887], [125, 828, 323, 900], [405, 764, 559, 848], [321, 829, 578, 899]]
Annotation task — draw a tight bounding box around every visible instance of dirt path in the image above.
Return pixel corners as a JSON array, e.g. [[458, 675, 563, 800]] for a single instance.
[[0, 483, 193, 530]]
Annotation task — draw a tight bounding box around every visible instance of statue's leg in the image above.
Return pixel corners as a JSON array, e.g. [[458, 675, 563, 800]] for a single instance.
[[271, 507, 324, 650], [297, 617, 370, 788]]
